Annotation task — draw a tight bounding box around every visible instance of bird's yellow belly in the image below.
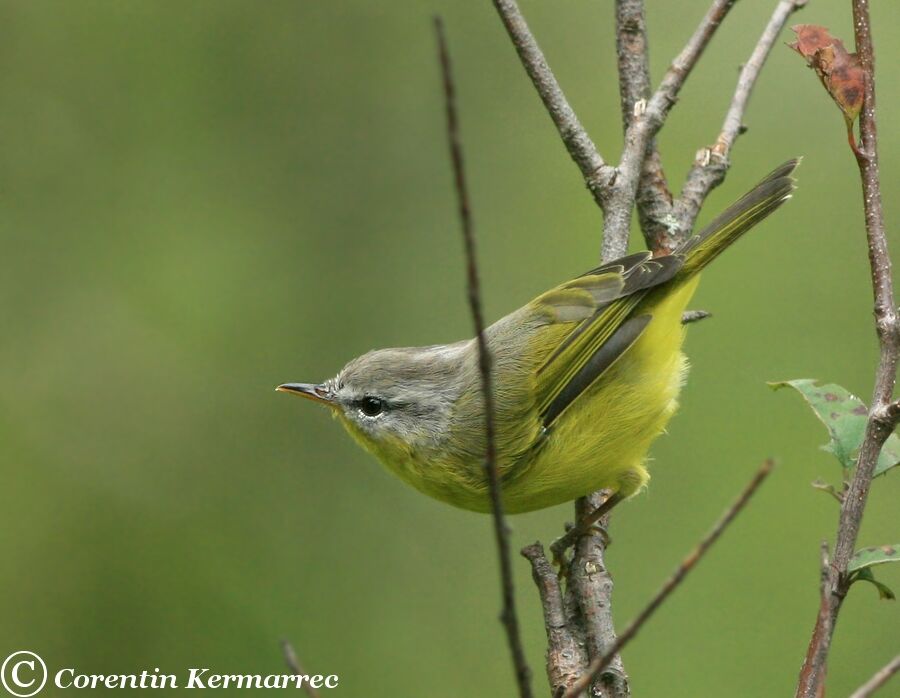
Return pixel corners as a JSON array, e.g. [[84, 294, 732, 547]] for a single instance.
[[501, 276, 699, 513]]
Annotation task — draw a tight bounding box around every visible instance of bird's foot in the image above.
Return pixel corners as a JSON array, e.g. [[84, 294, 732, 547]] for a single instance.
[[550, 521, 612, 570]]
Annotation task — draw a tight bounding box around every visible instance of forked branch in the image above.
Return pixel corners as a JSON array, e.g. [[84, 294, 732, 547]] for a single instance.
[[674, 0, 807, 240], [488, 2, 808, 696], [563, 460, 775, 697]]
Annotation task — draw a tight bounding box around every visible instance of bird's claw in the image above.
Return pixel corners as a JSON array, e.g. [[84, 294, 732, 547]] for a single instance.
[[550, 521, 612, 571]]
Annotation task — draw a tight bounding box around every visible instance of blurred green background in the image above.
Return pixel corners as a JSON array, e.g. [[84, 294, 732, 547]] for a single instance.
[[0, 1, 897, 695]]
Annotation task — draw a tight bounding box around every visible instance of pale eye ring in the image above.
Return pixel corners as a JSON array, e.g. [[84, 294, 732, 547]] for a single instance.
[[358, 396, 385, 418]]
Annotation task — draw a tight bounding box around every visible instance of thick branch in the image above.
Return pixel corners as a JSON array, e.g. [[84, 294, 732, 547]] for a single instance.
[[491, 0, 614, 213], [568, 494, 628, 698], [434, 17, 533, 697], [674, 0, 807, 240], [565, 460, 774, 698], [521, 543, 587, 695], [796, 2, 897, 695]]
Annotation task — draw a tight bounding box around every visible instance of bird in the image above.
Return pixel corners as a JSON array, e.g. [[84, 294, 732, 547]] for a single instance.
[[278, 160, 797, 516]]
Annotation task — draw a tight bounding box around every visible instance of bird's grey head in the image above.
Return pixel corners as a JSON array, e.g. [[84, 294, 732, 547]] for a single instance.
[[277, 341, 472, 454]]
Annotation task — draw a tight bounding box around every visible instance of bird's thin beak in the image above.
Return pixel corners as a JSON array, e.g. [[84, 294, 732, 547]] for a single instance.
[[276, 382, 335, 406]]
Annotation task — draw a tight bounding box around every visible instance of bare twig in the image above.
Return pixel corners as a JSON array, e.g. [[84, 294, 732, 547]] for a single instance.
[[614, 0, 652, 131], [491, 0, 614, 214], [434, 17, 533, 698], [674, 0, 807, 239], [605, 0, 738, 258], [522, 543, 587, 695], [848, 655, 900, 698], [795, 4, 897, 695], [280, 640, 321, 698], [565, 459, 775, 698], [798, 541, 834, 698], [615, 0, 673, 243], [568, 494, 629, 698]]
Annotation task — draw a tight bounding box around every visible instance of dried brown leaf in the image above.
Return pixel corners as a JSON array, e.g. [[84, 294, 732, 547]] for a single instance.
[[790, 24, 866, 144]]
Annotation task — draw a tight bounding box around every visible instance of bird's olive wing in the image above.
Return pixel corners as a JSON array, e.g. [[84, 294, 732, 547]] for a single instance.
[[533, 252, 683, 427]]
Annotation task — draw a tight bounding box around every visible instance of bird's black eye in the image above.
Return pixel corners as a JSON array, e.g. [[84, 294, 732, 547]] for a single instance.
[[359, 396, 385, 417]]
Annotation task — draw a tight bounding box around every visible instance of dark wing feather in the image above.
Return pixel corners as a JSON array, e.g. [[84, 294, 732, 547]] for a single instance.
[[534, 253, 683, 427], [533, 158, 798, 429], [541, 315, 651, 427]]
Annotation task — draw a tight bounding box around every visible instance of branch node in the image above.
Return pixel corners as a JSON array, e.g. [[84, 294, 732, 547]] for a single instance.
[[682, 309, 712, 325]]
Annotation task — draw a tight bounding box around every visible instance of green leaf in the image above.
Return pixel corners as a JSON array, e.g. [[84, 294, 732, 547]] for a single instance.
[[875, 431, 900, 477], [852, 568, 896, 601], [848, 544, 900, 573], [769, 379, 900, 476]]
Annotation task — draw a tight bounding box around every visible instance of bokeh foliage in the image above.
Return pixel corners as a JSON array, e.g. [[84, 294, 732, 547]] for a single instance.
[[0, 1, 897, 695]]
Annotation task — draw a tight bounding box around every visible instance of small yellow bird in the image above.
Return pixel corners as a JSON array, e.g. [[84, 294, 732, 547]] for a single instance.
[[279, 161, 797, 515]]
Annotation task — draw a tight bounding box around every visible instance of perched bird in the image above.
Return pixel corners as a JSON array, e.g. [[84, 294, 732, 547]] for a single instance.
[[278, 161, 797, 515]]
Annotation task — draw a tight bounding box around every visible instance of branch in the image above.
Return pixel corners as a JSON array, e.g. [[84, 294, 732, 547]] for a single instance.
[[796, 2, 897, 694], [673, 0, 807, 239], [565, 459, 775, 698], [615, 0, 652, 132], [491, 0, 614, 214], [568, 493, 629, 698], [434, 17, 533, 698], [564, 5, 745, 678], [615, 1, 673, 244], [521, 543, 587, 695], [606, 0, 738, 257], [280, 640, 321, 698], [848, 656, 900, 698]]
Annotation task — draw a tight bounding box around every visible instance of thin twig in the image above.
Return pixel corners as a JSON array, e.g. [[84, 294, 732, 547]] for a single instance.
[[796, 2, 897, 695], [434, 17, 533, 698], [848, 655, 900, 698], [491, 0, 614, 213], [565, 459, 775, 698], [280, 640, 321, 698], [798, 541, 833, 698], [674, 0, 807, 240]]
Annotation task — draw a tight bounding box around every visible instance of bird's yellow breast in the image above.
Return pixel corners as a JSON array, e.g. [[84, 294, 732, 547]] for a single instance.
[[499, 276, 700, 513], [357, 276, 701, 514]]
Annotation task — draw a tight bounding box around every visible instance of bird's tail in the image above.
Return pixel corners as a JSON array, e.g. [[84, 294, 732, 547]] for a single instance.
[[677, 159, 799, 278]]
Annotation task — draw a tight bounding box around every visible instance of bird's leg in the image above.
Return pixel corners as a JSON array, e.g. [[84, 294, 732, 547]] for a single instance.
[[550, 492, 623, 567]]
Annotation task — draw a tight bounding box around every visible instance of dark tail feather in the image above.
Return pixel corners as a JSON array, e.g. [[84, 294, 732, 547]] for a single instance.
[[678, 159, 800, 277]]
